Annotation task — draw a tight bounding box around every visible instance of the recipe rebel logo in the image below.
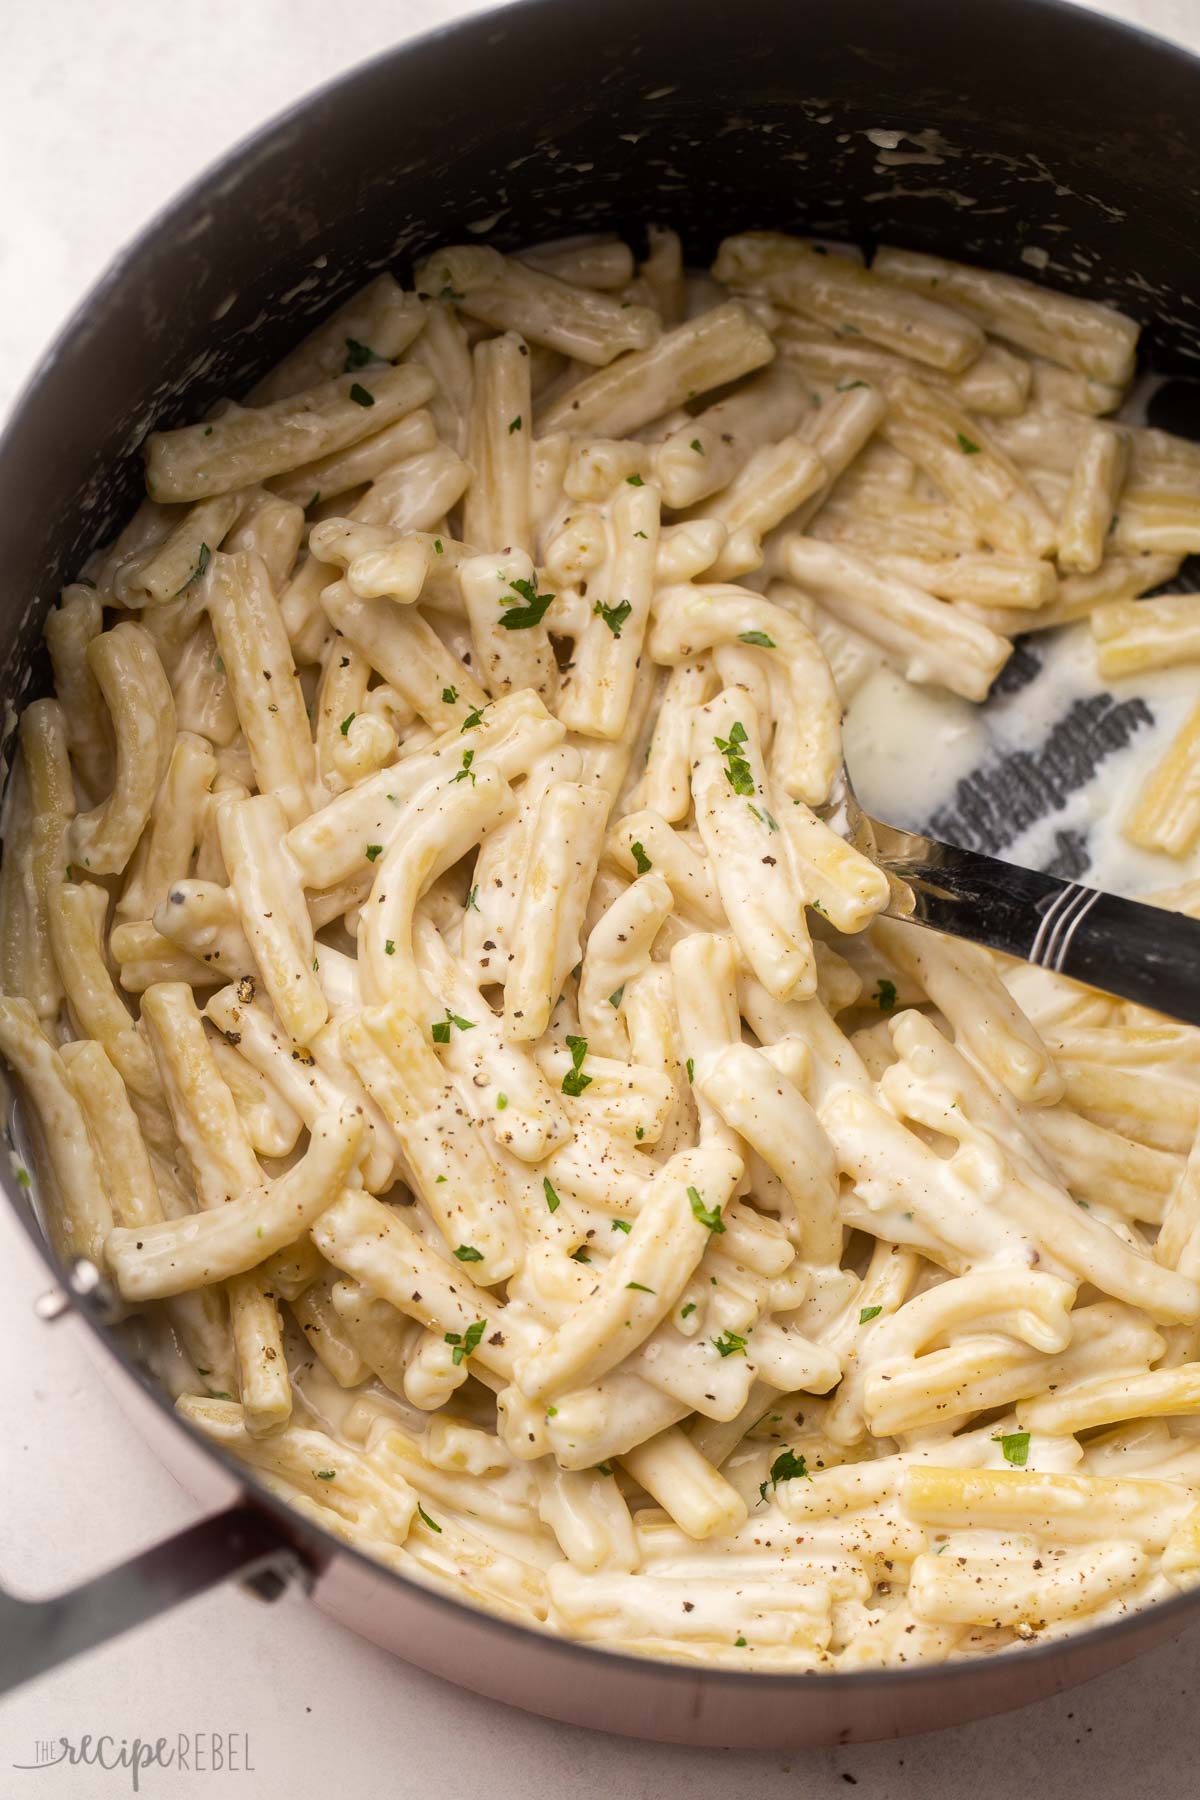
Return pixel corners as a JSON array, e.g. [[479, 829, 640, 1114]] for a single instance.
[[12, 1732, 255, 1790]]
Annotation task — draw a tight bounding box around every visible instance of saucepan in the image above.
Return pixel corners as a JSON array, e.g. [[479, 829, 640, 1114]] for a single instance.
[[2, 0, 1200, 1747]]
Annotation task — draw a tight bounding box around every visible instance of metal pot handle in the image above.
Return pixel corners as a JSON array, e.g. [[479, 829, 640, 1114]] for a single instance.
[[0, 1503, 308, 1696]]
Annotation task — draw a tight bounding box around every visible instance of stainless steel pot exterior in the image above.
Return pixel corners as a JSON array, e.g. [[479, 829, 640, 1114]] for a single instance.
[[3, 0, 1200, 1747]]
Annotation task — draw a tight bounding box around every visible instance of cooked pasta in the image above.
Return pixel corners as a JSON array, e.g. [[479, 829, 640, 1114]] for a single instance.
[[5, 228, 1200, 1673]]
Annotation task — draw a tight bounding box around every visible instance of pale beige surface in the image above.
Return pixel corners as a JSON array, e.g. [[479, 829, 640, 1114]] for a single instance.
[[2, 1, 1200, 1795]]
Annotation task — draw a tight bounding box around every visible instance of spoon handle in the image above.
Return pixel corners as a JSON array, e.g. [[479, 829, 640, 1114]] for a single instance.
[[879, 834, 1200, 1025]]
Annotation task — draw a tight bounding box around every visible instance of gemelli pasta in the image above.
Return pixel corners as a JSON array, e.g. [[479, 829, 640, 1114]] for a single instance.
[[6, 231, 1200, 1670]]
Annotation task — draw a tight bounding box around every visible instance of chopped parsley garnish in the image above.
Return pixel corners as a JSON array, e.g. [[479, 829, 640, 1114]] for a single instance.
[[364, 844, 383, 861], [76, 576, 97, 589], [680, 1302, 697, 1319], [496, 1092, 508, 1110], [432, 1007, 474, 1044], [508, 415, 522, 434], [348, 383, 375, 407], [859, 1305, 883, 1324], [626, 1281, 655, 1293], [461, 703, 485, 731], [738, 630, 776, 648], [747, 802, 779, 831], [956, 431, 981, 455], [611, 1219, 631, 1233], [715, 720, 755, 796], [454, 1243, 484, 1262], [608, 985, 625, 1009], [444, 1318, 485, 1365], [994, 1430, 1031, 1467], [385, 940, 395, 956], [758, 1448, 811, 1503], [595, 1461, 614, 1476], [452, 749, 476, 784], [339, 712, 356, 736], [630, 841, 652, 874], [442, 685, 458, 704], [874, 978, 897, 1012], [713, 1329, 747, 1357], [417, 1502, 442, 1532], [562, 1034, 592, 1097], [314, 1469, 337, 1481], [465, 885, 479, 911], [688, 1185, 725, 1234], [434, 538, 444, 554], [570, 1246, 591, 1263], [176, 542, 211, 595], [593, 598, 632, 638], [500, 576, 555, 630], [344, 337, 383, 371], [543, 1177, 560, 1213], [835, 379, 870, 391], [686, 1057, 695, 1083], [625, 472, 645, 487], [690, 439, 704, 454], [735, 1635, 747, 1647]]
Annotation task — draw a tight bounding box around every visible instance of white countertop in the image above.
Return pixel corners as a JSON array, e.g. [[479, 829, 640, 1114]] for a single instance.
[[3, 2, 1200, 1794]]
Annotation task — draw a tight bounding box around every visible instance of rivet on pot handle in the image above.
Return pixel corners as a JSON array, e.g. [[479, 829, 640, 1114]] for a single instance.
[[0, 1503, 310, 1696]]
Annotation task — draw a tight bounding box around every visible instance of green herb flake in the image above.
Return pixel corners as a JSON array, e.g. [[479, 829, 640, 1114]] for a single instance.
[[496, 1092, 508, 1111], [735, 1635, 747, 1647], [859, 1305, 883, 1324], [875, 978, 898, 1013], [431, 1020, 451, 1044], [434, 537, 444, 554], [994, 1430, 1031, 1467], [461, 703, 485, 731], [680, 1301, 697, 1319], [611, 1219, 631, 1233], [713, 1329, 747, 1358], [634, 1125, 645, 1141], [757, 1447, 811, 1504], [690, 438, 704, 454], [835, 379, 870, 391], [442, 685, 458, 704], [339, 712, 356, 736], [738, 630, 776, 648], [630, 841, 652, 874], [454, 1243, 484, 1263], [176, 542, 211, 595], [314, 1469, 337, 1481], [562, 1033, 592, 1097], [344, 337, 383, 371], [452, 748, 476, 784], [626, 473, 645, 487], [417, 1502, 442, 1532], [570, 1246, 591, 1263], [688, 1184, 726, 1234], [444, 1318, 486, 1365], [633, 529, 648, 538], [956, 431, 981, 455], [348, 383, 375, 407], [595, 1461, 614, 1476], [435, 1174, 446, 1183], [626, 1281, 655, 1293], [715, 720, 755, 796], [508, 415, 523, 434], [593, 597, 633, 638], [500, 575, 556, 631], [465, 885, 479, 911], [608, 985, 625, 1009], [76, 577, 97, 590], [686, 1057, 695, 1083], [543, 1177, 561, 1213], [384, 939, 396, 956]]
